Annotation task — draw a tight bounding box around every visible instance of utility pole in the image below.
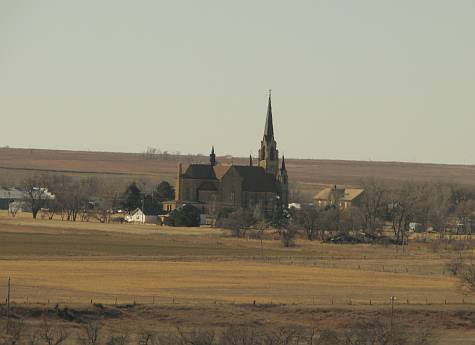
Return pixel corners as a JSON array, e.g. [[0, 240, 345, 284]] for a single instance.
[[6, 277, 11, 332], [390, 296, 396, 341]]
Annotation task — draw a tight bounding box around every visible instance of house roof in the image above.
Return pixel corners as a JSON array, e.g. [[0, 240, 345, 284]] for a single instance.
[[0, 187, 25, 199], [231, 166, 277, 193], [314, 187, 364, 201], [183, 164, 217, 180], [131, 206, 160, 216]]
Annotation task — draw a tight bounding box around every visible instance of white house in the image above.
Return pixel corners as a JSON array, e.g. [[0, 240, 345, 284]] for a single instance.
[[125, 208, 159, 224]]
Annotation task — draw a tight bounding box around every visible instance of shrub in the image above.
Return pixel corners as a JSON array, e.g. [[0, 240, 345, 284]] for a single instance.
[[165, 204, 201, 227]]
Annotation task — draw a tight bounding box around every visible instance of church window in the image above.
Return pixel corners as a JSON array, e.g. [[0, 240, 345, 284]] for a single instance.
[[270, 147, 275, 160]]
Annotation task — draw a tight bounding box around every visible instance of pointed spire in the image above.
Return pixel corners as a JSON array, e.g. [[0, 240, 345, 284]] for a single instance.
[[249, 155, 253, 166], [264, 90, 274, 140], [210, 146, 216, 166], [281, 155, 286, 170]]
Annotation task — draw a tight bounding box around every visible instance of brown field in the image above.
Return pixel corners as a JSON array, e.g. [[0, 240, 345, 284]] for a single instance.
[[2, 147, 475, 198], [1, 212, 475, 344]]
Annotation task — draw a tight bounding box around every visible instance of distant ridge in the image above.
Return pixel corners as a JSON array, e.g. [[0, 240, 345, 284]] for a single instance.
[[1, 147, 475, 199]]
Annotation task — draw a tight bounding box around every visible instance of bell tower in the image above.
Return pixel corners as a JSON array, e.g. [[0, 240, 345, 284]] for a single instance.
[[258, 90, 279, 177]]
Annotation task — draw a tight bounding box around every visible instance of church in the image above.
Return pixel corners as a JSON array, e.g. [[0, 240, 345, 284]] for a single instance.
[[165, 93, 288, 216]]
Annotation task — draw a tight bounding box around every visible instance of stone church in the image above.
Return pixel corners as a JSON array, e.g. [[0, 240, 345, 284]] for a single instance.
[[166, 94, 288, 216]]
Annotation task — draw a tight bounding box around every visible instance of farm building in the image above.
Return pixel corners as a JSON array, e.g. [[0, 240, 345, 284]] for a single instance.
[[0, 187, 26, 209], [125, 208, 159, 224], [314, 185, 364, 209]]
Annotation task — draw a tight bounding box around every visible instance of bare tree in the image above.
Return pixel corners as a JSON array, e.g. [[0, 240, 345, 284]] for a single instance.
[[22, 175, 51, 219], [294, 206, 320, 241], [38, 320, 68, 345], [360, 179, 387, 235], [105, 333, 129, 345], [0, 319, 23, 345], [78, 321, 101, 345], [280, 224, 299, 248], [220, 327, 261, 345]]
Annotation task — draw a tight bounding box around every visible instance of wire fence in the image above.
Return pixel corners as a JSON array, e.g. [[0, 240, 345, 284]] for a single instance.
[[2, 292, 475, 309]]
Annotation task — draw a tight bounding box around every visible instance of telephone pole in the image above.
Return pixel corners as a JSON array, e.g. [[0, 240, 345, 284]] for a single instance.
[[6, 277, 11, 332], [390, 296, 396, 341]]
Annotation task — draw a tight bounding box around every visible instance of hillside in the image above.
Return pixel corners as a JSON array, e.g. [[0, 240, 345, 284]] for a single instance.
[[1, 147, 474, 199]]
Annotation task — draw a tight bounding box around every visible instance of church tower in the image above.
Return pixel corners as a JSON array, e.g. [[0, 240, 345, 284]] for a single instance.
[[209, 146, 217, 166], [278, 155, 289, 207], [258, 91, 279, 177]]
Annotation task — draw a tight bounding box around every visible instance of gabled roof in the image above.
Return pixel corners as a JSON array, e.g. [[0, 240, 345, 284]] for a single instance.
[[314, 187, 364, 201], [183, 164, 217, 180], [131, 207, 160, 216], [231, 166, 277, 193], [213, 165, 231, 179]]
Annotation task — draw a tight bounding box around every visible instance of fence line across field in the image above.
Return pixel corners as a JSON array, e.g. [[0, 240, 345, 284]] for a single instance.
[[2, 295, 474, 308]]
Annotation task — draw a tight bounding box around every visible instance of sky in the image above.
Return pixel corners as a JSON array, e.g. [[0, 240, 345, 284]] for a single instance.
[[1, 0, 474, 164]]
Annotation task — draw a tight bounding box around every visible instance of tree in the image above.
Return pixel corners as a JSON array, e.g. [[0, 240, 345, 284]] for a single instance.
[[165, 204, 201, 227], [428, 183, 452, 237], [22, 175, 51, 219], [280, 224, 299, 247], [216, 208, 255, 237], [387, 182, 419, 245], [294, 206, 320, 241], [49, 176, 97, 221], [38, 320, 68, 345], [360, 179, 387, 235], [455, 199, 475, 234], [153, 181, 175, 202], [121, 182, 142, 212]]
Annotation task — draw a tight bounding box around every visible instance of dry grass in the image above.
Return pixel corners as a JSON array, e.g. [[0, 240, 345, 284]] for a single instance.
[[1, 213, 474, 345], [1, 259, 469, 306], [0, 213, 473, 307], [2, 147, 475, 198]]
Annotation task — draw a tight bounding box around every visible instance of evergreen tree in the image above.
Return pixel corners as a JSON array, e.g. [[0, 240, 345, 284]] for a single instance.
[[153, 181, 175, 202], [121, 182, 142, 212]]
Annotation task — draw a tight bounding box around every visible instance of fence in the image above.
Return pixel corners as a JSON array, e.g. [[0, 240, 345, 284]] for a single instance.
[[2, 290, 475, 309]]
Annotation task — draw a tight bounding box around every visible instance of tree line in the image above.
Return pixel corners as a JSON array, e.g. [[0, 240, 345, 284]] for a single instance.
[[15, 174, 175, 221], [1, 316, 435, 345]]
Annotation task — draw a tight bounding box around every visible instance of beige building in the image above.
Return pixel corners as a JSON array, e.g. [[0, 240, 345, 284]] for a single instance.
[[314, 186, 364, 209]]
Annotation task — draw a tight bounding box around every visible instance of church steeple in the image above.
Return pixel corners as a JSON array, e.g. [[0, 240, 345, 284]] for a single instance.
[[210, 146, 216, 166], [264, 91, 274, 140], [281, 155, 286, 171], [258, 90, 279, 177]]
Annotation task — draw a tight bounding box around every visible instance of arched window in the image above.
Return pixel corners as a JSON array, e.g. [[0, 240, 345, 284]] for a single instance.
[[270, 147, 275, 160]]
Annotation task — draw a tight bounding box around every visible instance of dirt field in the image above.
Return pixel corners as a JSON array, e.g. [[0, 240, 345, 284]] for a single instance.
[[1, 212, 474, 344], [2, 147, 475, 199]]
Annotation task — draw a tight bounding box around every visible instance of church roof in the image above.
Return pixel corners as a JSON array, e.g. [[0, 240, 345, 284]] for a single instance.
[[198, 181, 218, 191], [183, 164, 217, 180], [232, 166, 277, 193], [213, 165, 231, 179]]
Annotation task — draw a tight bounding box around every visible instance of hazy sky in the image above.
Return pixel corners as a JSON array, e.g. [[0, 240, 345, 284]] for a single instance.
[[1, 1, 474, 164]]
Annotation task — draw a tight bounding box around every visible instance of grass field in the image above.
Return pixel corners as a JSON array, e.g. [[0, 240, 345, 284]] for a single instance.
[[2, 147, 475, 199], [1, 212, 474, 344]]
